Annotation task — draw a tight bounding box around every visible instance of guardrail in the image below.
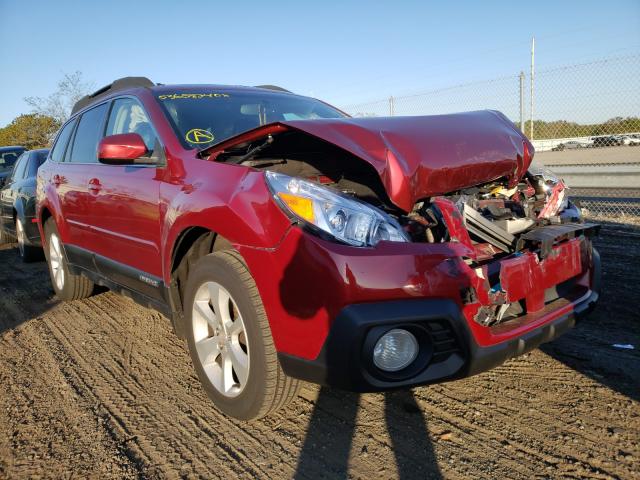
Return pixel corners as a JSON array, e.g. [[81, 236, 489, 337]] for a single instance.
[[555, 163, 640, 218], [554, 163, 640, 189]]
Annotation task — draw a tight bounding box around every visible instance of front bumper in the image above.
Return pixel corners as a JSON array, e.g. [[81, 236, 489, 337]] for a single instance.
[[278, 250, 599, 391]]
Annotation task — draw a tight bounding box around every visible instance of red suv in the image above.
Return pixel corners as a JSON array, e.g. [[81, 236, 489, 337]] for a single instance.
[[37, 77, 600, 420]]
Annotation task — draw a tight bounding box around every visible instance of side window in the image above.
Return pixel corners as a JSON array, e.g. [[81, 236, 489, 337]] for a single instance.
[[11, 153, 30, 182], [68, 103, 109, 163], [106, 98, 156, 151], [50, 120, 76, 163], [28, 152, 45, 178]]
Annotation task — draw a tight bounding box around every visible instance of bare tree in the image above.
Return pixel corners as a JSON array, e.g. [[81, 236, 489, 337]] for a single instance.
[[24, 71, 94, 123]]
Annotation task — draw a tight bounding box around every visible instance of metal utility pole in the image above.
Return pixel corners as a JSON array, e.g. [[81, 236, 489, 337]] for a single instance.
[[519, 71, 525, 134], [530, 36, 535, 139], [389, 96, 395, 116]]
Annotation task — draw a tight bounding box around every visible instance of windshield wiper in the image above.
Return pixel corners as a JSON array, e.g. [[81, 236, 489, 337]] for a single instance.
[[227, 134, 274, 165]]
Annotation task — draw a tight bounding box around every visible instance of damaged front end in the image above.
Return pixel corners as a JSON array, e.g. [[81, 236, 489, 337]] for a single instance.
[[206, 112, 600, 332], [418, 174, 600, 328]]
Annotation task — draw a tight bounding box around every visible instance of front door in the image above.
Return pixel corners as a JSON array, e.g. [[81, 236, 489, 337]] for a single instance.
[[87, 97, 164, 287]]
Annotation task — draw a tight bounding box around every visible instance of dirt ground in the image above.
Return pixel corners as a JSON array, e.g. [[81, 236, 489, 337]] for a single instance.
[[0, 225, 638, 480]]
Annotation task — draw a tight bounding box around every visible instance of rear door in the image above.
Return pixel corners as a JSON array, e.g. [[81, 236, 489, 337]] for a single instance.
[[59, 103, 109, 249], [42, 119, 76, 235]]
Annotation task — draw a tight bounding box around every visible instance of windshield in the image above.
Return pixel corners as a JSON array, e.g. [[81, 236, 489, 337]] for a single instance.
[[0, 148, 25, 174], [154, 90, 346, 150]]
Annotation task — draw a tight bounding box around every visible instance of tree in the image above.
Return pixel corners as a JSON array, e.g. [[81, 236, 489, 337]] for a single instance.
[[24, 71, 94, 124], [0, 114, 61, 149]]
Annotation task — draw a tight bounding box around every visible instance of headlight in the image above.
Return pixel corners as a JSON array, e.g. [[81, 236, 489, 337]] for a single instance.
[[265, 171, 409, 247]]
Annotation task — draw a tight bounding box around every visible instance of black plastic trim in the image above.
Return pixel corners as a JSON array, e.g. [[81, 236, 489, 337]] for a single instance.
[[64, 244, 173, 318], [278, 280, 600, 392], [72, 77, 154, 115], [279, 299, 469, 392]]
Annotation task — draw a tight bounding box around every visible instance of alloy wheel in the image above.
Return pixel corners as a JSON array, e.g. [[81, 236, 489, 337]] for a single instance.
[[16, 219, 25, 257], [192, 281, 250, 398], [49, 233, 65, 291]]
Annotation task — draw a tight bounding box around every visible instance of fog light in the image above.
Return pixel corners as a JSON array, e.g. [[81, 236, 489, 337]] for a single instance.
[[373, 329, 418, 372]]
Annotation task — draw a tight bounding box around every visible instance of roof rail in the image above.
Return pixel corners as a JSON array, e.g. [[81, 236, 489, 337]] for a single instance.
[[71, 77, 154, 115], [254, 85, 292, 93]]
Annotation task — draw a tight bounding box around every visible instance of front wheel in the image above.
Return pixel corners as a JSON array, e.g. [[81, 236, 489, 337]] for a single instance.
[[184, 250, 300, 420]]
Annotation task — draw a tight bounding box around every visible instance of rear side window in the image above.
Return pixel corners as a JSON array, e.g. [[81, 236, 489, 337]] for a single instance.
[[68, 103, 109, 163], [50, 120, 76, 163], [11, 153, 30, 182], [29, 151, 48, 177]]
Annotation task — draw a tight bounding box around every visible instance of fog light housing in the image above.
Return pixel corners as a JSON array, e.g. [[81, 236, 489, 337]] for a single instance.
[[373, 329, 419, 372]]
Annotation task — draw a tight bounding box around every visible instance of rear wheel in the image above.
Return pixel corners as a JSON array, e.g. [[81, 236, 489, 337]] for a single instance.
[[16, 217, 41, 262], [44, 219, 94, 300], [184, 250, 300, 420]]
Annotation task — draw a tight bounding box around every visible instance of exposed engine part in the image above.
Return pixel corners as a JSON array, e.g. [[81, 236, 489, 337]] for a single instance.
[[493, 217, 536, 234], [463, 203, 515, 253], [517, 222, 600, 259], [403, 204, 440, 243]]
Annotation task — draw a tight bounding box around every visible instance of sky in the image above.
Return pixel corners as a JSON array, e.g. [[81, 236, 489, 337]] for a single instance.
[[1, 0, 639, 127]]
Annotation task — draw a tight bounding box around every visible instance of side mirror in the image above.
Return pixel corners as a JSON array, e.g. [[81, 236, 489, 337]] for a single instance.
[[98, 133, 156, 165]]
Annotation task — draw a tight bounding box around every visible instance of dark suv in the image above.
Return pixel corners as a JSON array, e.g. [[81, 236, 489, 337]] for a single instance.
[[37, 77, 600, 420]]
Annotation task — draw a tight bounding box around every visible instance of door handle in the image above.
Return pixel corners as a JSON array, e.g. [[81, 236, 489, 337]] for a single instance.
[[88, 178, 102, 193], [53, 174, 62, 186]]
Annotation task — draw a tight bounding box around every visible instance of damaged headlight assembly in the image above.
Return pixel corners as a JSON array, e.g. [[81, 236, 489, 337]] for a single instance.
[[265, 171, 409, 247], [528, 164, 580, 219]]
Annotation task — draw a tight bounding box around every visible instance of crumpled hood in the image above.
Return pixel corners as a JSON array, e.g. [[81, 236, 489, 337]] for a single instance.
[[208, 110, 533, 212]]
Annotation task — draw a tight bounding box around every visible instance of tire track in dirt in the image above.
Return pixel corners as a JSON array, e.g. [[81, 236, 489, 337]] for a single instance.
[[411, 374, 626, 479], [40, 301, 269, 478]]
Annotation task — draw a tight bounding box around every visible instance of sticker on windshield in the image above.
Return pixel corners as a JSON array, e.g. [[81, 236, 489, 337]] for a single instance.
[[186, 129, 215, 144], [158, 93, 230, 100]]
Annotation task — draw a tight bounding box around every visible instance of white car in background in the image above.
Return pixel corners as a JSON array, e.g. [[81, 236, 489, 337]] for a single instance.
[[620, 134, 640, 146]]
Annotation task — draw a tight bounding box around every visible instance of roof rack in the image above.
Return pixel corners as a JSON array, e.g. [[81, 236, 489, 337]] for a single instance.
[[254, 85, 292, 93], [71, 76, 155, 115]]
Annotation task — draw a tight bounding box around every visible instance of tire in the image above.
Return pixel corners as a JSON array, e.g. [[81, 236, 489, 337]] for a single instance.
[[184, 250, 300, 420], [0, 226, 11, 245], [16, 217, 41, 263], [44, 218, 94, 300]]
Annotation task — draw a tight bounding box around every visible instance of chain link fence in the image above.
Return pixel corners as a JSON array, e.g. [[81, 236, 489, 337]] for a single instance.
[[341, 54, 640, 222]]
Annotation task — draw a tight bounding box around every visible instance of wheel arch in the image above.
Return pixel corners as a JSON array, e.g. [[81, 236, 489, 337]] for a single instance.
[[37, 188, 68, 246], [167, 225, 235, 337], [12, 197, 25, 223], [39, 205, 54, 246]]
